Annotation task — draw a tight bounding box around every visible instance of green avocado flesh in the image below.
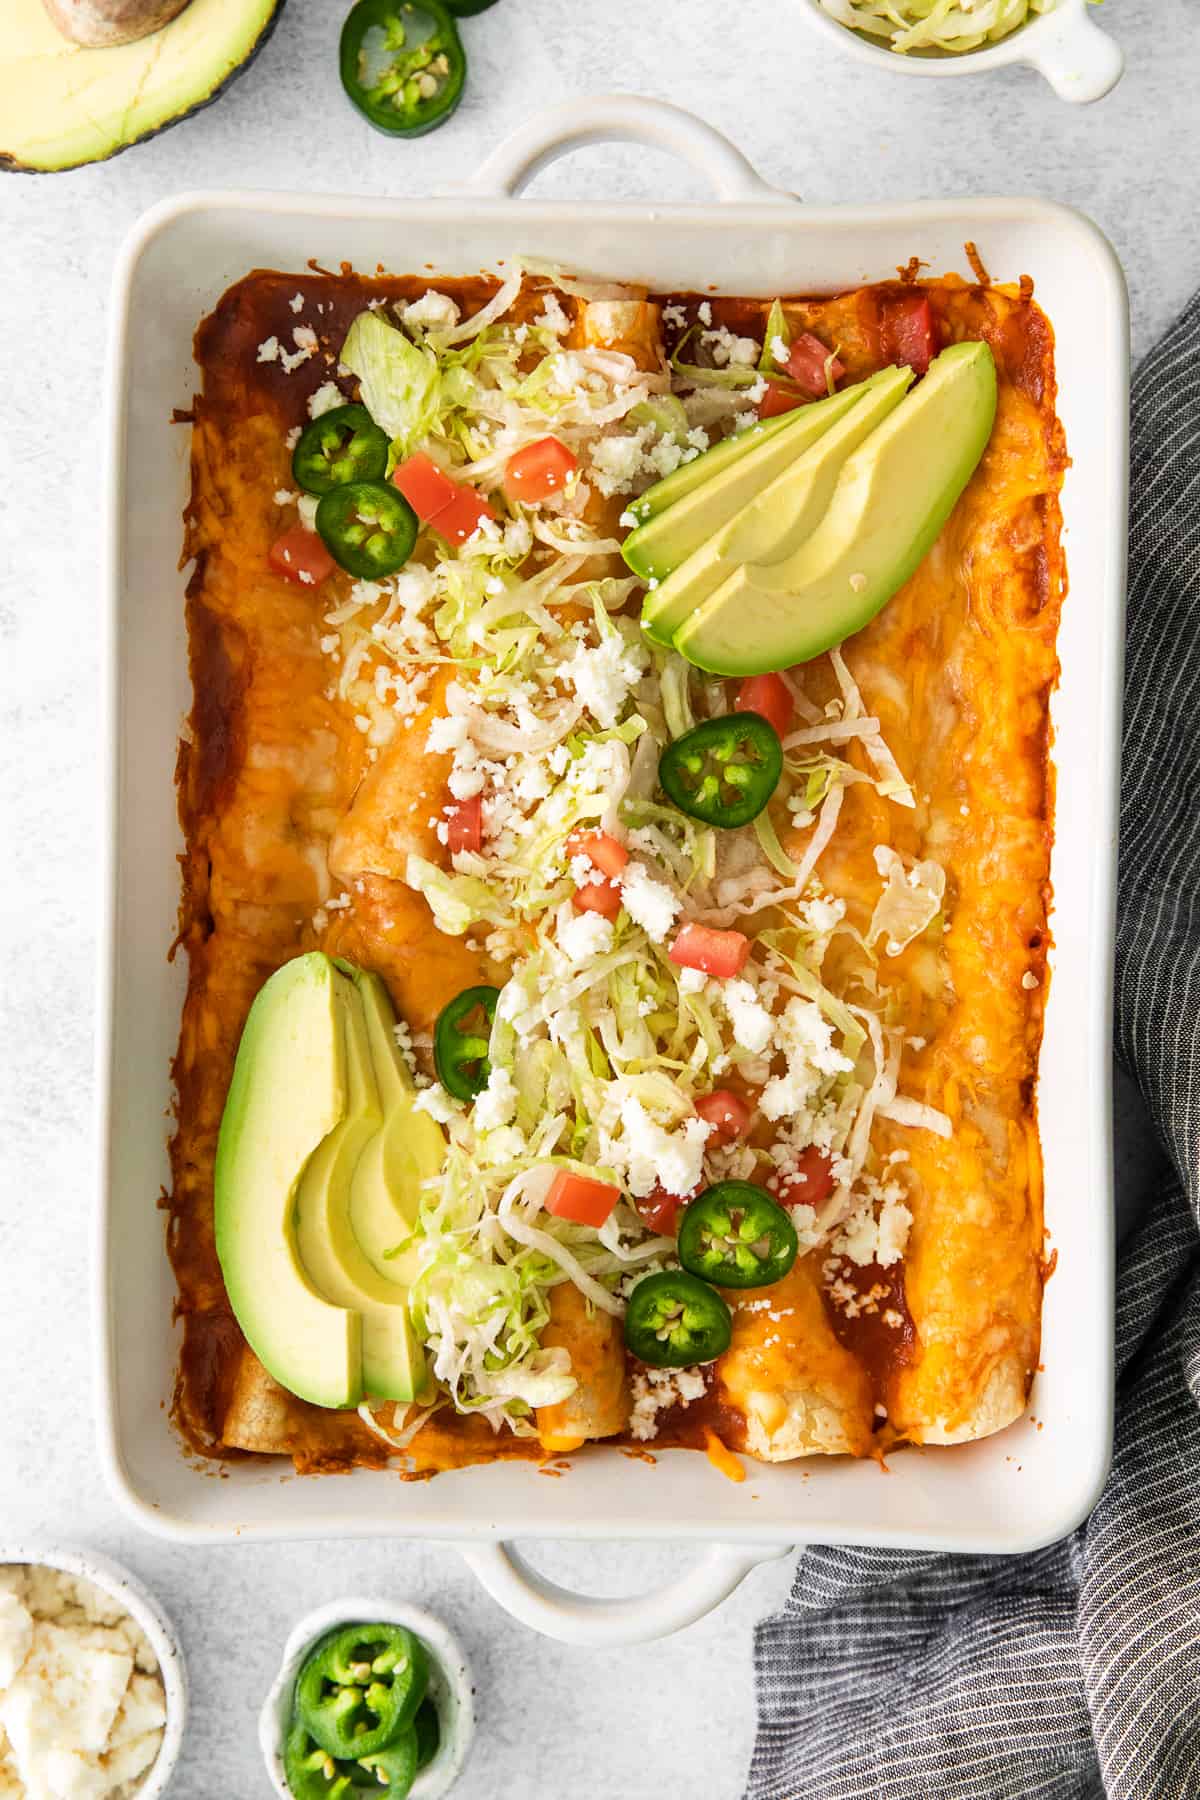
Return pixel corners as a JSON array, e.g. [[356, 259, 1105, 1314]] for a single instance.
[[214, 955, 359, 1411], [214, 953, 443, 1409], [642, 367, 912, 648], [2, 0, 284, 173], [294, 975, 427, 1404], [624, 375, 892, 588], [346, 966, 446, 1291], [625, 407, 801, 528], [673, 341, 998, 676]]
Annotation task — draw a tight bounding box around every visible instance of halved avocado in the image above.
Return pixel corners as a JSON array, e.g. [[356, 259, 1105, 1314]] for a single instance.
[[294, 971, 428, 1404], [2, 0, 285, 173], [213, 954, 361, 1411], [623, 377, 887, 587], [674, 342, 997, 676], [642, 366, 913, 648], [347, 967, 446, 1288], [624, 407, 803, 528]]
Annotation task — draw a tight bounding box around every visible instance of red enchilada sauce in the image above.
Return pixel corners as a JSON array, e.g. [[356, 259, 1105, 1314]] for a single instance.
[[823, 1258, 917, 1424]]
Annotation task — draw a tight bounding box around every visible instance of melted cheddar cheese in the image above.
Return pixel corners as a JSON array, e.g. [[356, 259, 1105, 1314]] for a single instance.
[[170, 270, 1063, 1475]]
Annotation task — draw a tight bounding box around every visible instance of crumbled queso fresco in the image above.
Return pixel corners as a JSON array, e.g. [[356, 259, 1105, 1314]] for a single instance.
[[629, 1365, 708, 1440], [0, 1566, 166, 1800]]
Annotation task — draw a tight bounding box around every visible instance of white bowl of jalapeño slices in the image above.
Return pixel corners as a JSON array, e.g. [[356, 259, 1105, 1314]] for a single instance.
[[260, 1601, 475, 1799]]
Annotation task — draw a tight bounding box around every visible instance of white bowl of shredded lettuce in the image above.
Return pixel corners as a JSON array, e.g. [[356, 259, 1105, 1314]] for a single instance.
[[800, 0, 1123, 100]]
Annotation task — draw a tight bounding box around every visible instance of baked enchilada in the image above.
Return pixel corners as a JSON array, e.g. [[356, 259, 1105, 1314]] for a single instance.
[[170, 261, 1064, 1478]]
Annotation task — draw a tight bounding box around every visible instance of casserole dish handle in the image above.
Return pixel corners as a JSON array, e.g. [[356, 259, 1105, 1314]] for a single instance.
[[457, 1539, 793, 1646], [462, 94, 793, 203]]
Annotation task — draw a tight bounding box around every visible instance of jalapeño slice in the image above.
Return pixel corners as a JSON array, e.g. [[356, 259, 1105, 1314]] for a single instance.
[[294, 1622, 429, 1763], [443, 0, 499, 11], [315, 480, 418, 579], [358, 1727, 419, 1797], [624, 1270, 732, 1368], [434, 985, 500, 1102], [283, 1715, 359, 1800], [340, 0, 467, 139], [658, 712, 783, 829], [293, 404, 389, 496], [677, 1181, 798, 1289]]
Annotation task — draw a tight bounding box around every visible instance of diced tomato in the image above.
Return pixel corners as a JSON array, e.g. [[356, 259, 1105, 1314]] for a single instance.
[[771, 1145, 836, 1207], [734, 673, 793, 742], [695, 1089, 753, 1145], [757, 378, 806, 420], [430, 484, 497, 547], [669, 923, 750, 980], [572, 879, 622, 919], [545, 1169, 621, 1228], [505, 436, 578, 504], [392, 453, 459, 522], [566, 829, 629, 880], [444, 793, 483, 855], [784, 331, 845, 399], [634, 1182, 697, 1237], [880, 293, 938, 377], [268, 526, 335, 587]]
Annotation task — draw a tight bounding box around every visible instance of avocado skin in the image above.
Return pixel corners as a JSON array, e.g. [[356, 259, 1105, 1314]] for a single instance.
[[0, 0, 286, 174]]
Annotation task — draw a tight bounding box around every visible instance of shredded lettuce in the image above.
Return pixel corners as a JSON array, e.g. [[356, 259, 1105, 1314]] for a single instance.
[[630, 395, 691, 440], [866, 846, 946, 957], [657, 652, 696, 741], [817, 0, 1055, 53], [753, 808, 800, 880], [759, 299, 790, 374], [760, 926, 868, 1061], [670, 327, 763, 391], [340, 311, 441, 454], [406, 856, 512, 934]]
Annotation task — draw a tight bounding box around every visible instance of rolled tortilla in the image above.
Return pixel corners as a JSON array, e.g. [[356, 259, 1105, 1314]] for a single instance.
[[537, 1283, 630, 1451], [716, 1261, 875, 1461], [789, 282, 1060, 1446], [219, 1344, 382, 1470], [529, 296, 665, 1455]]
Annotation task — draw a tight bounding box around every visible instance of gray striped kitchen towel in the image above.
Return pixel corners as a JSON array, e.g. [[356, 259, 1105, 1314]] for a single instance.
[[747, 287, 1200, 1800]]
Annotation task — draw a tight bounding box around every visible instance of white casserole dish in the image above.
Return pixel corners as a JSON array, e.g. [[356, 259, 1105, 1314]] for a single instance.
[[97, 95, 1127, 1646]]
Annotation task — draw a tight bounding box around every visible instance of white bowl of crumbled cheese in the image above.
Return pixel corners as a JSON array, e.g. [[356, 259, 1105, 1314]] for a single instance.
[[0, 1546, 185, 1799]]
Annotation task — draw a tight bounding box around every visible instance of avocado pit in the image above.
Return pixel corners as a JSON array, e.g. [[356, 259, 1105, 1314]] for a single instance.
[[41, 0, 193, 47]]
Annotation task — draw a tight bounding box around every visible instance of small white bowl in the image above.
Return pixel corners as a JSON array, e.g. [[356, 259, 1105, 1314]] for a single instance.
[[794, 0, 1124, 102], [259, 1601, 475, 1800], [0, 1542, 187, 1799]]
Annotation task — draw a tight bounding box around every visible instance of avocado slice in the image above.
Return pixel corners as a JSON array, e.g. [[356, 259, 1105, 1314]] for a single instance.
[[674, 341, 998, 676], [347, 968, 446, 1289], [642, 366, 913, 648], [625, 407, 805, 528], [623, 376, 889, 587], [214, 954, 361, 1412], [294, 972, 427, 1404], [2, 0, 284, 173]]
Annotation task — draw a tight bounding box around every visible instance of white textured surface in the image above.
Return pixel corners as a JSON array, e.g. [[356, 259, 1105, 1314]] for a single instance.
[[0, 0, 1195, 1795]]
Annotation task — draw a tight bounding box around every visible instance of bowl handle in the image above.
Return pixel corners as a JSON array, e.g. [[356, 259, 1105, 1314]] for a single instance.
[[457, 1539, 793, 1646], [461, 94, 792, 203], [1028, 9, 1124, 103]]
